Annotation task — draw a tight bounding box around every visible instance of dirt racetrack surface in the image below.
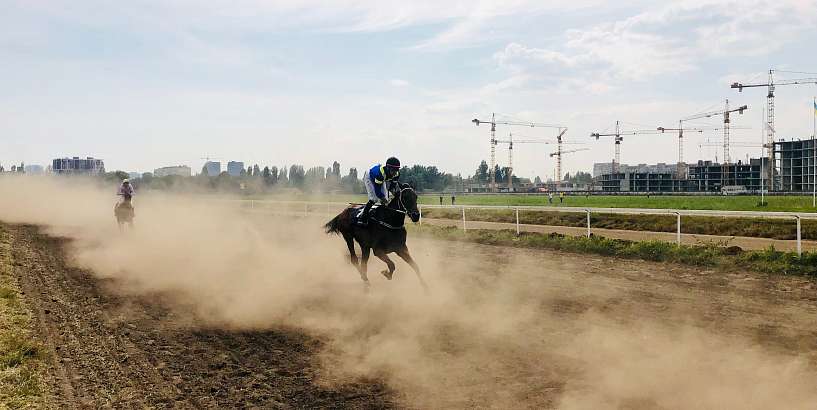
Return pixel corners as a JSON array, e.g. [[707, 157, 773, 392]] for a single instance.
[[7, 218, 817, 409], [7, 224, 393, 408]]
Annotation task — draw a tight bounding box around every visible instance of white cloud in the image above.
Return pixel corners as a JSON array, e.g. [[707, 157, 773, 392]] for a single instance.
[[491, 0, 817, 94], [390, 79, 410, 87]]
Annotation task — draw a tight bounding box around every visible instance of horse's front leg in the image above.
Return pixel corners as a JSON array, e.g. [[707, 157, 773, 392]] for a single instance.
[[396, 247, 429, 293], [373, 249, 396, 280]]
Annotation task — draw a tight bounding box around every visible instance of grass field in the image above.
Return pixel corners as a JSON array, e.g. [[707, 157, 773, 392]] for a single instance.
[[415, 194, 817, 212], [409, 225, 817, 276], [259, 193, 817, 213]]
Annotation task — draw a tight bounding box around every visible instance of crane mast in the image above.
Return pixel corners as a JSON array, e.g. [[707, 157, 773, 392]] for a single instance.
[[731, 69, 817, 190], [472, 114, 565, 192]]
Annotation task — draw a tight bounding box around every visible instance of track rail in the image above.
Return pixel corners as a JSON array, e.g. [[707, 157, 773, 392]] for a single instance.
[[215, 199, 815, 255]]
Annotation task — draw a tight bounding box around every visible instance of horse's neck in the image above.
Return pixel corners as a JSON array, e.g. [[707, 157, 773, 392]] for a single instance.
[[386, 198, 402, 211]]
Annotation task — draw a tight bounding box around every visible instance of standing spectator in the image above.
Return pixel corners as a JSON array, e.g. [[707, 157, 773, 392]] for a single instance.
[[559, 192, 565, 204], [548, 192, 553, 204], [451, 194, 456, 205], [439, 196, 443, 205]]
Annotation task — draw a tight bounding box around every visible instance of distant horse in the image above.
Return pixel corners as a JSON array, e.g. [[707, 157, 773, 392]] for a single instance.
[[324, 183, 427, 291], [114, 195, 135, 232]]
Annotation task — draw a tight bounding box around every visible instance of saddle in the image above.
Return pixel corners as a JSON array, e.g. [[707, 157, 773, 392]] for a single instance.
[[352, 204, 405, 229]]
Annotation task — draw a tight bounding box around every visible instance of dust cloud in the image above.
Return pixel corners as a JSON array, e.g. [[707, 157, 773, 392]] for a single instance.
[[2, 175, 817, 409]]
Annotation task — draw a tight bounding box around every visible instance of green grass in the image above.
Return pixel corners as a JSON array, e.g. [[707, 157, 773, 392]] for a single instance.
[[415, 194, 817, 212], [0, 225, 47, 407], [410, 225, 817, 276], [420, 208, 817, 240], [249, 193, 817, 213]]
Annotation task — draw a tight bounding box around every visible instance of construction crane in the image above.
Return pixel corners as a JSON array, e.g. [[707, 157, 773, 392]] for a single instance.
[[731, 69, 817, 189], [590, 121, 660, 174], [657, 123, 750, 177], [679, 100, 747, 165], [495, 130, 581, 190], [549, 147, 589, 185], [472, 113, 565, 192]]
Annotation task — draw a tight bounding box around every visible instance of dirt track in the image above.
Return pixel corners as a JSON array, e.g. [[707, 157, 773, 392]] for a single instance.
[[7, 218, 817, 408], [6, 224, 393, 408]]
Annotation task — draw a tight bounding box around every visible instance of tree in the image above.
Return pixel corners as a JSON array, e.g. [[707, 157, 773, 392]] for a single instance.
[[253, 164, 261, 177], [494, 165, 504, 184], [332, 161, 341, 176], [341, 167, 363, 193], [475, 160, 489, 183], [289, 165, 305, 187], [534, 176, 542, 185], [278, 166, 288, 185], [262, 166, 273, 186], [270, 166, 278, 184], [240, 168, 247, 177], [247, 166, 253, 176]]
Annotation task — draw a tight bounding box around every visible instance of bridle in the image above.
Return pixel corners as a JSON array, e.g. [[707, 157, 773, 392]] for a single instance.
[[391, 185, 415, 215]]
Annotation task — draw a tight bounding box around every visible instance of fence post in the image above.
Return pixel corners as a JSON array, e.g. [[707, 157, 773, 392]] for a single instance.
[[796, 215, 802, 256], [515, 208, 520, 236], [251, 200, 254, 209], [586, 209, 591, 238], [675, 212, 681, 245], [418, 206, 423, 226], [462, 207, 467, 232]]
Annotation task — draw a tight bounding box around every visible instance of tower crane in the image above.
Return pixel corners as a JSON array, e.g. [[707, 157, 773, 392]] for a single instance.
[[678, 100, 747, 165], [549, 147, 589, 185], [657, 122, 750, 177], [590, 121, 660, 174], [731, 69, 817, 190], [495, 130, 582, 190], [472, 113, 565, 191]]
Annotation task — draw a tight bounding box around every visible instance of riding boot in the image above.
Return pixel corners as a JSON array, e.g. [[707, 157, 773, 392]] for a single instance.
[[360, 200, 374, 226]]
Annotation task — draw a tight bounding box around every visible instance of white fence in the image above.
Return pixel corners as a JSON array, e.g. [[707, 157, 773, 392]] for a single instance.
[[229, 199, 817, 256]]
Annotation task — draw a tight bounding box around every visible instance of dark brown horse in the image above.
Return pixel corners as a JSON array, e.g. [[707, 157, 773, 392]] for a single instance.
[[324, 184, 427, 291]]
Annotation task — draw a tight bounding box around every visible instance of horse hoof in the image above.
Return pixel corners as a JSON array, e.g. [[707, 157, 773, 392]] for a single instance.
[[381, 270, 393, 280]]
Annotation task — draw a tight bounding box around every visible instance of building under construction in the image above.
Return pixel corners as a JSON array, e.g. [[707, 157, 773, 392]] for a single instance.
[[597, 158, 767, 193], [775, 138, 817, 192]]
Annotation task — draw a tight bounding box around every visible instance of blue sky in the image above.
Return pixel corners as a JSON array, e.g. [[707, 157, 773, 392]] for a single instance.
[[2, 0, 817, 179]]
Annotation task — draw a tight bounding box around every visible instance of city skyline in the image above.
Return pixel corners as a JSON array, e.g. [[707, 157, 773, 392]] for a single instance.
[[3, 1, 817, 180]]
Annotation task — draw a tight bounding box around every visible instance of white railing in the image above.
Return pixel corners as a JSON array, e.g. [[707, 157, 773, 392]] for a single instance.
[[226, 199, 816, 256]]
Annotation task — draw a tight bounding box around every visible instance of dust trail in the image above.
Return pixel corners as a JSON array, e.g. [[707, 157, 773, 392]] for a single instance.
[[2, 175, 817, 409]]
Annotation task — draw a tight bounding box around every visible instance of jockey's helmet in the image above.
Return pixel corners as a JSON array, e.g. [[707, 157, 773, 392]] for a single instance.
[[385, 157, 400, 177], [123, 179, 130, 184]]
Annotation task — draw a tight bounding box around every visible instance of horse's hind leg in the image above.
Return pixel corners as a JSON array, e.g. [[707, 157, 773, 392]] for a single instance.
[[373, 249, 396, 280], [343, 233, 358, 267], [359, 246, 371, 287]]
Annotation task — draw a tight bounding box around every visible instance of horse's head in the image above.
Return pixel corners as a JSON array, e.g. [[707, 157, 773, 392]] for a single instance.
[[396, 183, 420, 223]]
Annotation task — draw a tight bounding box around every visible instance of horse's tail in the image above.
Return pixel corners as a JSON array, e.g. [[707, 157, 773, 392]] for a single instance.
[[324, 214, 343, 235]]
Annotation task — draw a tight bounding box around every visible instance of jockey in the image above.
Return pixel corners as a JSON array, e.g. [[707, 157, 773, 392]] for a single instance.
[[360, 157, 400, 225], [117, 179, 135, 202]]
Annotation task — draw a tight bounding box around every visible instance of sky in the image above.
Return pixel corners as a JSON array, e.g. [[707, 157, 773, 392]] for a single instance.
[[2, 0, 817, 180]]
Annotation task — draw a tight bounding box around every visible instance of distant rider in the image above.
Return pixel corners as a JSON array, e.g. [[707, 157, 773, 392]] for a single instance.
[[117, 179, 135, 203], [360, 157, 401, 225]]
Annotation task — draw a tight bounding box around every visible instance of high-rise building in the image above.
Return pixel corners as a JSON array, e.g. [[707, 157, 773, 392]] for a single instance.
[[227, 161, 245, 177], [154, 165, 192, 177], [23, 165, 44, 174], [204, 161, 221, 176], [52, 157, 105, 175]]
